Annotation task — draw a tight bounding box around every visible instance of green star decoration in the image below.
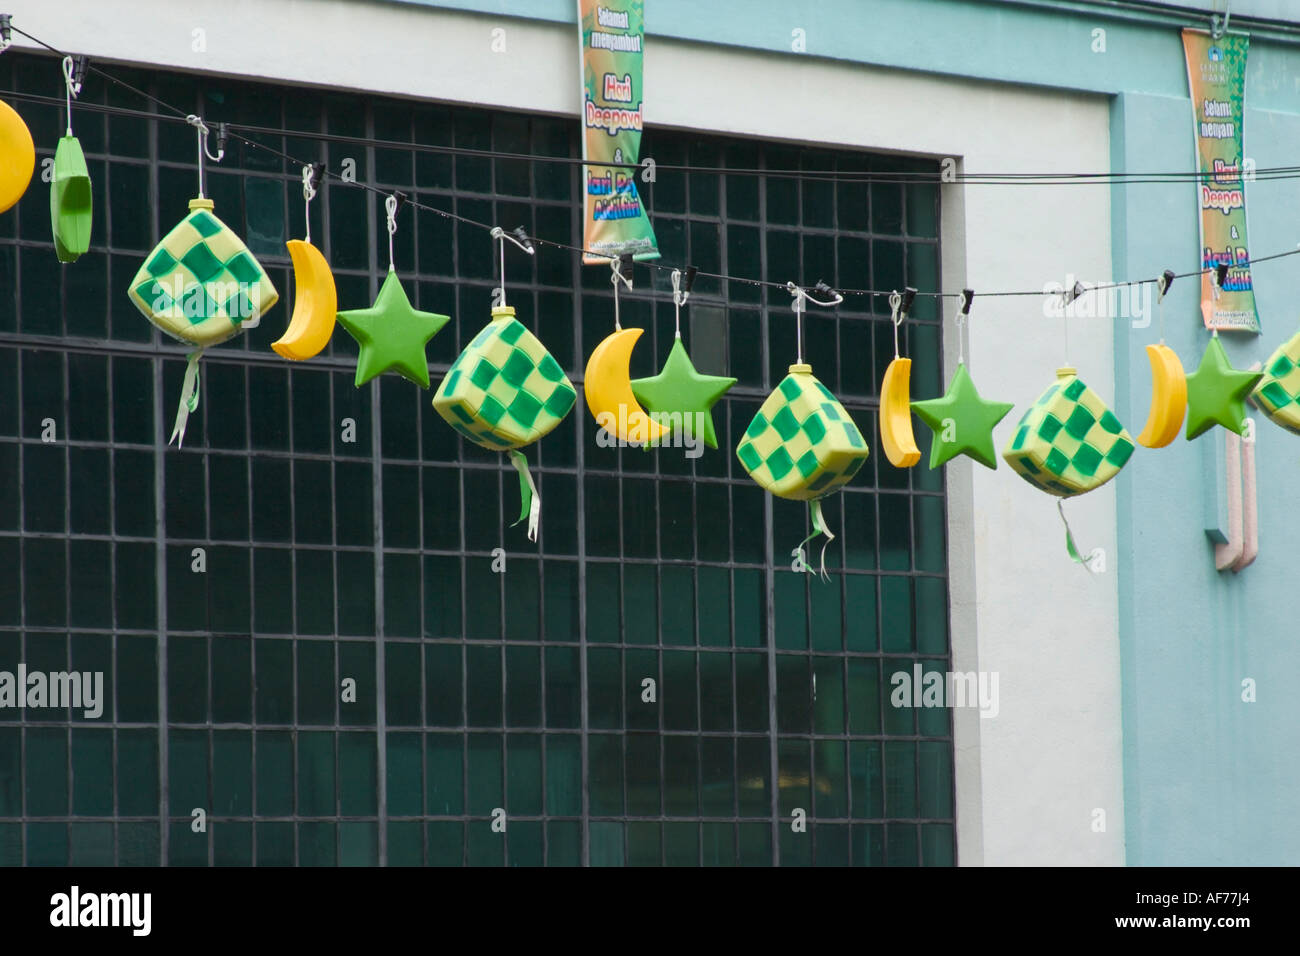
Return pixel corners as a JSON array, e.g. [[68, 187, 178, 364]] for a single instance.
[[631, 338, 736, 449], [335, 269, 450, 388], [1184, 334, 1263, 440], [910, 363, 1014, 470]]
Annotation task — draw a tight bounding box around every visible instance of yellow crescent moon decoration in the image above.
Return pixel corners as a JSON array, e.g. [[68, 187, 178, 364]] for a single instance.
[[584, 328, 670, 445], [1135, 343, 1187, 448], [0, 99, 36, 214], [879, 356, 922, 467], [272, 239, 338, 361]]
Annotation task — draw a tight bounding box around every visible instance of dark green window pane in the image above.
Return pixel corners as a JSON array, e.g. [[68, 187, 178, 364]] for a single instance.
[[298, 731, 336, 817], [810, 575, 842, 651], [73, 817, 113, 870], [543, 560, 579, 642], [69, 540, 112, 628], [915, 576, 948, 654], [814, 738, 848, 818], [467, 732, 503, 816], [464, 563, 501, 641], [884, 741, 917, 819], [168, 729, 208, 816], [256, 731, 294, 816], [546, 734, 581, 817], [168, 635, 207, 723], [210, 551, 251, 639], [299, 822, 336, 866], [774, 571, 806, 650], [546, 821, 581, 866], [387, 732, 423, 817], [917, 659, 951, 737], [337, 553, 375, 636], [425, 643, 463, 727], [213, 731, 253, 815], [424, 555, 462, 637], [23, 444, 65, 533], [736, 737, 769, 817], [777, 737, 810, 817], [335, 461, 374, 547], [847, 658, 881, 735], [116, 636, 157, 723], [210, 639, 250, 723], [340, 732, 378, 815], [624, 564, 657, 646], [735, 652, 768, 733], [699, 652, 733, 732], [214, 822, 253, 867], [295, 550, 335, 635], [386, 641, 423, 726], [627, 821, 661, 867], [118, 729, 158, 815], [385, 553, 423, 638], [780, 825, 812, 866], [253, 824, 292, 867], [921, 823, 955, 866], [845, 574, 878, 652], [506, 734, 543, 816], [592, 647, 626, 728], [776, 655, 810, 734], [293, 459, 333, 544], [427, 821, 464, 866], [700, 736, 734, 817], [661, 566, 694, 646], [382, 464, 420, 548], [815, 823, 850, 866], [504, 558, 540, 642], [505, 646, 542, 727], [919, 740, 954, 819], [585, 563, 619, 644], [663, 650, 697, 731], [734, 569, 763, 648], [251, 459, 291, 542], [589, 734, 623, 816], [886, 822, 920, 866], [466, 645, 502, 728], [426, 732, 464, 816], [118, 822, 161, 866], [812, 656, 845, 735], [589, 821, 624, 867], [702, 822, 735, 866], [296, 640, 335, 725], [388, 821, 423, 866], [881, 576, 914, 653], [26, 822, 67, 866], [697, 567, 730, 648], [625, 732, 660, 816], [738, 821, 771, 866], [71, 729, 113, 816], [508, 820, 543, 867], [253, 548, 292, 634]]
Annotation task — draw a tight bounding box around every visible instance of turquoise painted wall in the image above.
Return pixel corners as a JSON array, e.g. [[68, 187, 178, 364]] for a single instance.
[[396, 0, 1300, 863]]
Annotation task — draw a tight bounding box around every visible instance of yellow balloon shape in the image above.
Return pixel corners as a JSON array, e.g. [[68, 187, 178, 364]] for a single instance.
[[584, 328, 670, 445], [0, 99, 36, 215], [272, 239, 338, 361], [880, 356, 921, 467]]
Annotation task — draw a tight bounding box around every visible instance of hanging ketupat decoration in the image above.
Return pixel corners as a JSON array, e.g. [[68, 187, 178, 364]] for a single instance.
[[433, 229, 576, 542], [128, 196, 278, 445], [736, 283, 868, 576], [1250, 324, 1300, 435], [1001, 366, 1135, 496]]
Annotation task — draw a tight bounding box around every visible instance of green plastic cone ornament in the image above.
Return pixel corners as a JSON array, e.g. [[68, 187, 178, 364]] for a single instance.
[[50, 134, 92, 262]]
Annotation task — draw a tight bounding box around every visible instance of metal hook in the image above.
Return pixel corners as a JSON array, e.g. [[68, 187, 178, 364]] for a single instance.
[[955, 288, 973, 366], [787, 280, 842, 366], [1211, 0, 1230, 39], [0, 15, 12, 55], [185, 115, 223, 198], [610, 253, 634, 291], [490, 226, 534, 310], [385, 194, 401, 271]]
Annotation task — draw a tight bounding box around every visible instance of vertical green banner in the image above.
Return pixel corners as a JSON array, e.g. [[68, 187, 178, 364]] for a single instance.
[[1183, 29, 1258, 334], [578, 0, 659, 264]]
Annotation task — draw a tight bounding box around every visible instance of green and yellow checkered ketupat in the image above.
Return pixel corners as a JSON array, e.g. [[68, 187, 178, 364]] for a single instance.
[[1250, 327, 1300, 435], [737, 364, 869, 501], [127, 198, 278, 347], [433, 305, 576, 449], [1002, 367, 1134, 497]]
